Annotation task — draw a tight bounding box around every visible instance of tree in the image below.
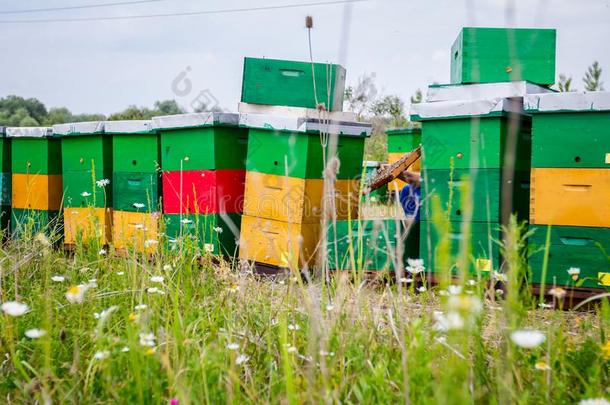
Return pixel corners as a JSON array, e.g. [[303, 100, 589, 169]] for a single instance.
[[344, 73, 378, 120], [153, 100, 184, 116], [557, 74, 574, 92], [583, 61, 604, 91], [370, 95, 407, 127], [410, 89, 423, 104]]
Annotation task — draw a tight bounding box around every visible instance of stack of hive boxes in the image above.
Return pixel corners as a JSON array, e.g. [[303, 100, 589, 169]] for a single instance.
[[386, 127, 421, 193], [108, 120, 160, 253], [0, 126, 10, 231], [54, 122, 112, 246], [237, 57, 371, 271], [526, 92, 610, 291], [151, 112, 247, 256], [410, 27, 557, 277], [7, 127, 62, 236]]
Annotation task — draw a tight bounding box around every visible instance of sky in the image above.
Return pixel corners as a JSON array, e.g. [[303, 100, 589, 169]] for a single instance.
[[1, 0, 609, 115]]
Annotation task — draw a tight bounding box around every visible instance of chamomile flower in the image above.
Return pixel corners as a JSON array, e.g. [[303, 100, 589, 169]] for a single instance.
[[93, 350, 110, 360], [535, 361, 551, 371], [51, 275, 65, 282], [94, 305, 118, 321], [213, 227, 223, 233], [226, 343, 239, 351], [133, 203, 145, 209], [96, 178, 110, 188], [139, 332, 156, 347], [81, 191, 92, 197], [406, 258, 425, 274], [98, 248, 107, 256], [150, 276, 164, 283], [417, 286, 427, 293], [25, 328, 46, 339], [134, 304, 148, 311], [287, 323, 300, 331], [510, 330, 546, 349], [235, 354, 249, 365], [65, 284, 90, 304], [567, 267, 581, 280]]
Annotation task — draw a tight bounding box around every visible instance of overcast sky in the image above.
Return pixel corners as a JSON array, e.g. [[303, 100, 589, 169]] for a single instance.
[[1, 0, 609, 115]]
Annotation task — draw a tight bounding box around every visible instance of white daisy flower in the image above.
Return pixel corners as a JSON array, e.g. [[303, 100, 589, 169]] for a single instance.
[[467, 279, 476, 286], [94, 305, 118, 321], [98, 248, 107, 256], [1, 301, 29, 317], [287, 323, 300, 331], [96, 178, 110, 188], [117, 271, 125, 276], [399, 277, 413, 284], [132, 203, 145, 209], [567, 267, 581, 276], [226, 343, 239, 351], [150, 276, 164, 283], [417, 286, 427, 293], [510, 330, 546, 348], [163, 264, 172, 272], [139, 332, 156, 347], [493, 271, 508, 282], [134, 304, 148, 311], [447, 285, 462, 295], [180, 219, 193, 224], [51, 275, 65, 282], [121, 346, 130, 353], [146, 287, 165, 295], [25, 328, 46, 339], [80, 191, 92, 197], [65, 284, 91, 304], [579, 399, 610, 405], [213, 227, 223, 233], [93, 350, 110, 360], [406, 258, 425, 274], [235, 354, 249, 365]]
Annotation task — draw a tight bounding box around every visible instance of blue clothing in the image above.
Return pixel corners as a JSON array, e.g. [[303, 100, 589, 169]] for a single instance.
[[399, 184, 421, 221]]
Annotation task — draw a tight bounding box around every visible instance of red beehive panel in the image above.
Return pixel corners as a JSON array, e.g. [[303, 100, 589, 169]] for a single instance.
[[162, 169, 245, 214]]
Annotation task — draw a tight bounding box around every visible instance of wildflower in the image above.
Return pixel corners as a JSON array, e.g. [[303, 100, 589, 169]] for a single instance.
[[25, 328, 46, 339], [98, 248, 107, 256], [433, 311, 464, 332], [35, 233, 51, 247], [144, 239, 158, 247], [467, 279, 476, 286], [493, 271, 507, 282], [121, 346, 130, 352], [66, 284, 91, 304], [94, 305, 118, 321], [319, 350, 335, 357], [228, 284, 239, 293], [180, 218, 193, 224], [139, 332, 156, 347], [226, 343, 239, 351], [170, 398, 179, 405], [447, 295, 483, 314], [150, 276, 164, 283], [326, 304, 334, 311], [287, 346, 298, 354], [447, 285, 462, 295], [549, 287, 567, 299], [399, 277, 413, 284], [495, 289, 504, 296], [51, 275, 65, 282], [601, 341, 610, 360], [235, 354, 249, 365], [417, 286, 427, 293], [579, 399, 610, 405], [128, 313, 139, 322], [96, 178, 110, 188], [80, 267, 91, 273], [134, 304, 148, 311], [567, 267, 581, 281], [204, 244, 214, 253], [406, 258, 425, 274], [146, 348, 156, 355], [163, 264, 172, 272], [1, 301, 29, 317], [213, 226, 223, 233], [88, 279, 98, 288], [81, 191, 92, 197], [146, 287, 165, 295], [510, 330, 546, 348], [93, 350, 110, 360], [117, 271, 125, 276], [535, 361, 551, 371], [287, 323, 300, 331], [133, 203, 145, 209], [539, 302, 553, 309]]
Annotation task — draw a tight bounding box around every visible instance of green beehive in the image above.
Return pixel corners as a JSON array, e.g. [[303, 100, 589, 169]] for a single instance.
[[525, 92, 610, 168], [241, 57, 346, 111], [362, 161, 387, 204], [54, 122, 112, 208], [153, 113, 247, 171], [420, 220, 500, 276], [327, 219, 420, 271], [386, 127, 421, 154], [164, 213, 241, 256], [450, 27, 556, 85], [529, 225, 610, 289], [0, 126, 10, 231], [108, 120, 159, 213], [421, 169, 530, 223]]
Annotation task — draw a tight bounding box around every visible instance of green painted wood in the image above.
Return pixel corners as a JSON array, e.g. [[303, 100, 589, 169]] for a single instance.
[[0, 138, 11, 173], [0, 173, 11, 207], [113, 172, 160, 212], [451, 27, 556, 85], [63, 170, 111, 208], [386, 128, 421, 153], [531, 112, 610, 168], [112, 133, 159, 173], [421, 115, 532, 170], [419, 220, 501, 275], [421, 168, 530, 223], [61, 135, 112, 174], [362, 164, 387, 204], [327, 219, 420, 271], [246, 128, 365, 179], [241, 57, 346, 111], [164, 213, 241, 256], [528, 225, 610, 289], [11, 138, 62, 175], [11, 208, 61, 237], [160, 126, 248, 171]]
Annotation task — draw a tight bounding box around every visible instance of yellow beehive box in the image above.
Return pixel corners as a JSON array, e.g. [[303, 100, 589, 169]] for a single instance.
[[12, 173, 63, 210], [238, 215, 320, 268], [242, 171, 359, 224], [530, 168, 610, 227], [387, 152, 420, 192], [64, 207, 112, 245], [112, 210, 160, 253]]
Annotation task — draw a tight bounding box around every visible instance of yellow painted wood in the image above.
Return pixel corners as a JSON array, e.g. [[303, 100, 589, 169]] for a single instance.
[[64, 207, 112, 245], [599, 272, 610, 287], [530, 168, 610, 227], [12, 173, 63, 210], [238, 215, 320, 267], [242, 171, 359, 223], [112, 210, 160, 253]]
